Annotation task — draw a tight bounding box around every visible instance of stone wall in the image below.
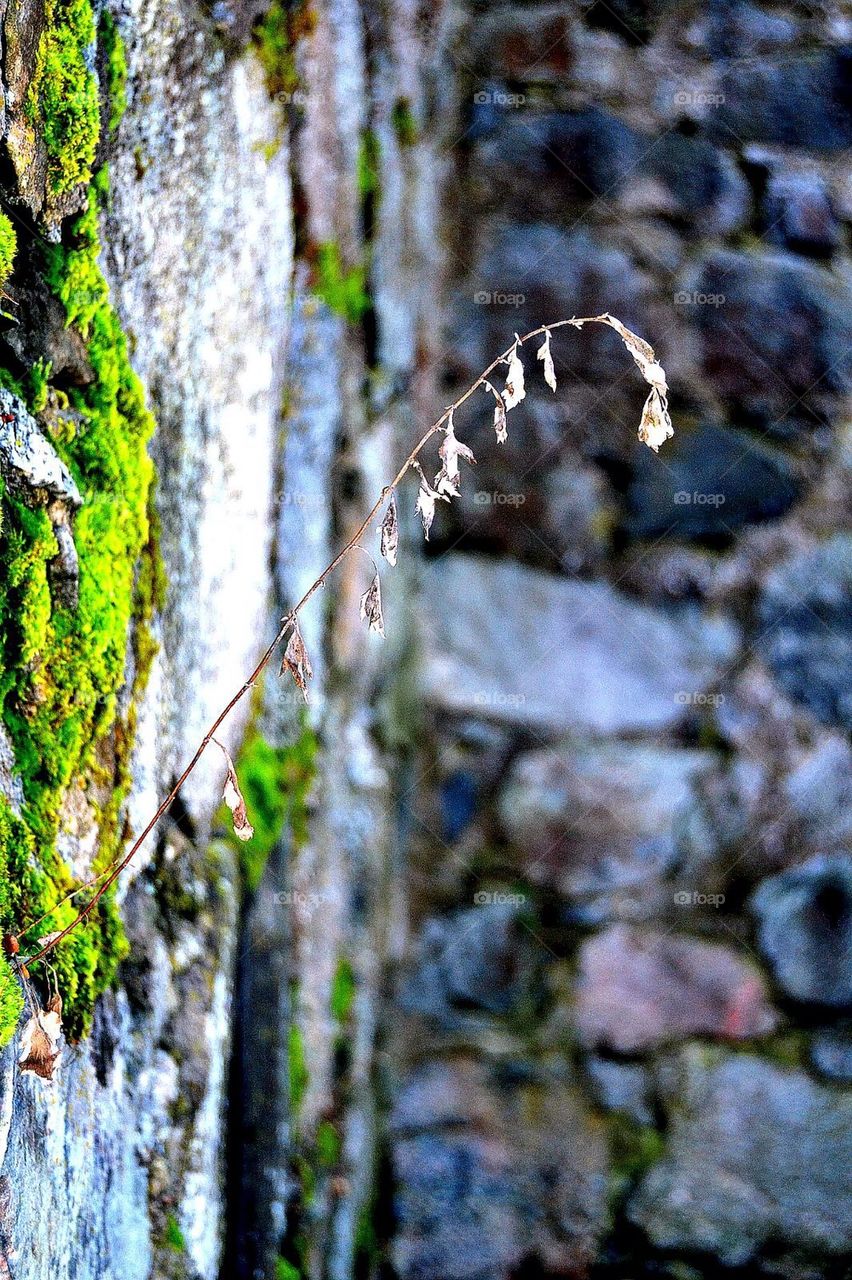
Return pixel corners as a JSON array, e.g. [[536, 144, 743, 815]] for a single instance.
[[385, 1, 852, 1278], [0, 0, 849, 1278]]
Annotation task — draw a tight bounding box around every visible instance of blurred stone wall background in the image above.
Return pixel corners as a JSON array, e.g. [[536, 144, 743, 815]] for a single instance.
[[385, 2, 852, 1279]]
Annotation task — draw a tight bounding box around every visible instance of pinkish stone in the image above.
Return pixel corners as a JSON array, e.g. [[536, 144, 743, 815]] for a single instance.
[[574, 924, 778, 1052]]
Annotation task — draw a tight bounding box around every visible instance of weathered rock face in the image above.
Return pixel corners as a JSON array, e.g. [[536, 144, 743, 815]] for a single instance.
[[630, 1052, 852, 1265], [0, 0, 291, 1275], [753, 854, 852, 1007], [574, 925, 779, 1052], [390, 1059, 609, 1280], [419, 554, 736, 736], [384, 2, 852, 1279]]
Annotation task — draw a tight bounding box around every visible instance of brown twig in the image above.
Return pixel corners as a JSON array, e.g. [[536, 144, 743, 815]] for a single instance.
[[24, 315, 667, 967]]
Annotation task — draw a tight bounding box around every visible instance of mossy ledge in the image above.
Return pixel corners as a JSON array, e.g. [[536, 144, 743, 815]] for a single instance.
[[0, 4, 161, 1045], [25, 0, 101, 199]]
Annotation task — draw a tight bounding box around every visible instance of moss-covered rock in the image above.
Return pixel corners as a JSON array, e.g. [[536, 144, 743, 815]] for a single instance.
[[26, 0, 100, 202], [0, 164, 159, 1042]]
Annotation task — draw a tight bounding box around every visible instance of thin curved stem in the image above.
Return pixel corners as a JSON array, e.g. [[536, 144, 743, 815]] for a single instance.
[[25, 316, 620, 966]]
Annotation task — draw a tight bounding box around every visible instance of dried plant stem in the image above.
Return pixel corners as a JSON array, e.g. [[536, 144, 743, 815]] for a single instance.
[[24, 315, 664, 967]]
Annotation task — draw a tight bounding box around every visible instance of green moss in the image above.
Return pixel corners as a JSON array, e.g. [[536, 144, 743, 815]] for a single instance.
[[98, 11, 128, 132], [26, 0, 100, 197], [274, 1260, 303, 1280], [0, 799, 26, 1044], [0, 214, 17, 290], [289, 1020, 309, 1115], [357, 131, 380, 200], [607, 1113, 665, 1208], [329, 955, 355, 1024], [0, 958, 23, 1045], [391, 97, 418, 147], [220, 719, 317, 892], [163, 1214, 186, 1253], [0, 173, 157, 1039], [315, 1119, 340, 1168], [312, 242, 369, 325], [29, 359, 52, 413], [252, 0, 316, 100]]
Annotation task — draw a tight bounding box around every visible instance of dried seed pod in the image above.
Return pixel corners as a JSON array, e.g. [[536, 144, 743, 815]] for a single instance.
[[19, 1001, 63, 1080], [484, 381, 508, 443], [434, 409, 476, 497], [573, 313, 673, 450], [281, 620, 313, 702], [379, 493, 399, 567], [638, 387, 673, 452], [599, 313, 667, 394], [537, 329, 556, 391], [502, 338, 525, 409], [359, 572, 385, 636], [413, 462, 447, 541], [214, 739, 254, 842]]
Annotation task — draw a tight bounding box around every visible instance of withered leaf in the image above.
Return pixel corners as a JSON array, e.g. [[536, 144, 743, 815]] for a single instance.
[[434, 410, 476, 497], [281, 621, 313, 703], [379, 493, 398, 567], [537, 329, 557, 392], [413, 463, 448, 541], [416, 484, 437, 539], [215, 739, 254, 843], [638, 386, 674, 452], [600, 313, 668, 397], [359, 572, 385, 637], [19, 998, 62, 1080], [502, 339, 526, 410], [484, 381, 508, 443]]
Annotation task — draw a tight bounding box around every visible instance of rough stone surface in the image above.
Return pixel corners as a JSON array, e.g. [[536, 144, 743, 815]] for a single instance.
[[574, 925, 778, 1051], [759, 536, 852, 732], [0, 390, 82, 508], [811, 1025, 852, 1082], [399, 903, 537, 1027], [685, 250, 852, 427], [420, 554, 737, 736], [630, 1052, 852, 1264], [752, 853, 852, 1007], [391, 1059, 609, 1280], [0, 832, 237, 1280], [626, 421, 800, 541], [0, 0, 290, 1276], [498, 743, 714, 910]]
